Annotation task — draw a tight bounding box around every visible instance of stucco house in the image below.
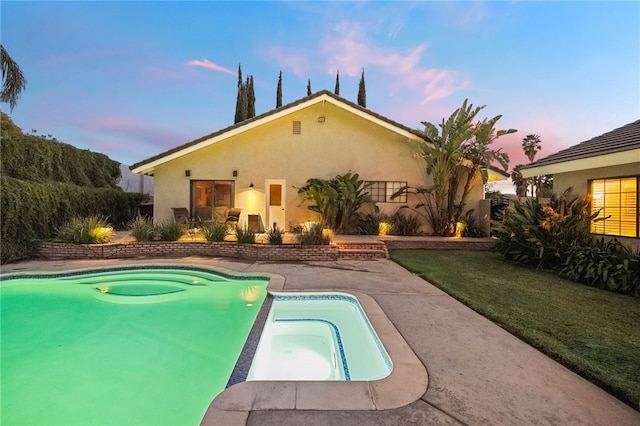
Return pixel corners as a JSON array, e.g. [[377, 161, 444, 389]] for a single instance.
[[521, 119, 640, 249], [130, 90, 491, 234]]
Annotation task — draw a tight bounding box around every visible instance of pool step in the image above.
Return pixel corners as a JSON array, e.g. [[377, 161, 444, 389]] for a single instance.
[[334, 241, 389, 259]]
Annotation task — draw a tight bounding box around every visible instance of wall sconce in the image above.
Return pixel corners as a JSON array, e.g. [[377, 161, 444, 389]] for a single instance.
[[185, 170, 191, 177], [249, 182, 254, 188], [233, 169, 238, 177]]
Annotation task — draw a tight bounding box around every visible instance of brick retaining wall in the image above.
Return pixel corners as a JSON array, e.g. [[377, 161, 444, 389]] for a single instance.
[[38, 241, 339, 261]]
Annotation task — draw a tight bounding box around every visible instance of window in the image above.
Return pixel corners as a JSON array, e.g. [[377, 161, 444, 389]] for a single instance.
[[191, 180, 234, 222], [590, 177, 639, 238], [365, 181, 407, 203]]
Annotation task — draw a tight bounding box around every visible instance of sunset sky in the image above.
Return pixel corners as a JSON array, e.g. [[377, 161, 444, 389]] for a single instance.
[[2, 1, 638, 193]]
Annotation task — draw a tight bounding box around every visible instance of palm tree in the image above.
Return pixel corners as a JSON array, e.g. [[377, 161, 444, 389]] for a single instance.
[[511, 165, 528, 198], [522, 134, 541, 163], [1, 45, 27, 111], [522, 134, 542, 196]]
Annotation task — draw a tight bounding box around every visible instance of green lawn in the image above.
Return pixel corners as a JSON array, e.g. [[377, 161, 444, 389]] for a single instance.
[[390, 249, 640, 411]]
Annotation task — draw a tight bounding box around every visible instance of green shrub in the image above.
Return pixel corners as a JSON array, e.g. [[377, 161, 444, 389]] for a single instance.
[[561, 238, 640, 295], [391, 210, 422, 236], [460, 209, 488, 238], [128, 216, 156, 242], [297, 223, 330, 245], [235, 225, 256, 244], [266, 225, 284, 245], [201, 222, 228, 242], [492, 189, 594, 269], [156, 219, 185, 241], [347, 212, 381, 235], [56, 216, 113, 244]]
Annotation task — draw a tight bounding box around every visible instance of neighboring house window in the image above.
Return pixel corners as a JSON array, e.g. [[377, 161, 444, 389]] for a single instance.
[[590, 177, 639, 238], [365, 181, 407, 203], [191, 180, 234, 222], [292, 121, 301, 135]]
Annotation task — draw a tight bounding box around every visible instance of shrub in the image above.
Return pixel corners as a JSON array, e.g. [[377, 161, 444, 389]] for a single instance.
[[266, 225, 284, 245], [492, 189, 594, 269], [461, 209, 488, 238], [155, 219, 185, 241], [235, 225, 256, 244], [390, 210, 422, 236], [128, 215, 155, 241], [56, 216, 113, 244], [348, 212, 381, 235], [297, 223, 330, 245], [201, 222, 228, 242], [561, 238, 640, 295]]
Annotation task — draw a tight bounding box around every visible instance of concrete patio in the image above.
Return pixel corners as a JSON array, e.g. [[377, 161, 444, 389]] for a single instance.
[[2, 256, 638, 425]]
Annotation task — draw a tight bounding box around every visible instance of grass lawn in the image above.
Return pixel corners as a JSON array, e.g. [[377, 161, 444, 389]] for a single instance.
[[390, 249, 640, 411]]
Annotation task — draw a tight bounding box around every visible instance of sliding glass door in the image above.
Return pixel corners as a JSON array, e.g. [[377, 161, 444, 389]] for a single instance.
[[191, 180, 234, 222]]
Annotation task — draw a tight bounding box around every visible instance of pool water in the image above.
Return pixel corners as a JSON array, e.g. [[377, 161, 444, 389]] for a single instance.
[[0, 267, 268, 426]]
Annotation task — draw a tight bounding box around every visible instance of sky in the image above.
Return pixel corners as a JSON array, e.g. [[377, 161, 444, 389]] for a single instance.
[[2, 1, 639, 194]]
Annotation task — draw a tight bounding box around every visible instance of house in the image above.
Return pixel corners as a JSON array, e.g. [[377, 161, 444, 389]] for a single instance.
[[520, 119, 640, 249], [130, 90, 489, 234]]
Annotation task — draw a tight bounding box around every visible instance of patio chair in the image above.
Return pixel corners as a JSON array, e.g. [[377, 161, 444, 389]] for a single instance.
[[225, 208, 242, 226], [171, 207, 200, 228]]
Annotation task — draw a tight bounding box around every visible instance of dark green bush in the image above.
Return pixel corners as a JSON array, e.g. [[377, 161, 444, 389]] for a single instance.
[[460, 209, 488, 238], [155, 219, 185, 241], [1, 176, 146, 263], [492, 189, 639, 295], [561, 238, 640, 295], [391, 210, 422, 236], [266, 225, 284, 245], [1, 113, 121, 188], [201, 222, 228, 242], [235, 225, 256, 244], [348, 212, 381, 235], [57, 216, 113, 244]]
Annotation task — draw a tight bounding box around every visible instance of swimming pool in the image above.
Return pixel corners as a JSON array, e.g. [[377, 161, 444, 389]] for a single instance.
[[0, 266, 268, 426]]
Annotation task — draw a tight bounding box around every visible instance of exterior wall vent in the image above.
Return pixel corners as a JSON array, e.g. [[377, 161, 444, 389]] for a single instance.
[[292, 121, 302, 135]]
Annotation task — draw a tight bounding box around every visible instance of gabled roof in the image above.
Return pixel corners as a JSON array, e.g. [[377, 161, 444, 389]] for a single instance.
[[520, 119, 640, 177], [130, 90, 425, 175]]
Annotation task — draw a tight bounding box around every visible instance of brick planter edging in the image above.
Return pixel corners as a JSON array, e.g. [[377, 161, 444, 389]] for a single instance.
[[38, 241, 339, 262]]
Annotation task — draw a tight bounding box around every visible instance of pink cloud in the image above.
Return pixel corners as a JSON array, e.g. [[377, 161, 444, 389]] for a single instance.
[[319, 21, 470, 104], [265, 46, 310, 77], [186, 59, 234, 75]]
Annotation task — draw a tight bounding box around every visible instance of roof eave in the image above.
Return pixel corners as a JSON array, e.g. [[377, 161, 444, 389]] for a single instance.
[[520, 148, 640, 178]]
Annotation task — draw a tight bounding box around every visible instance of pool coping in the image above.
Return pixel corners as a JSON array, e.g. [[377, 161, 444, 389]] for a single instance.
[[200, 278, 428, 424]]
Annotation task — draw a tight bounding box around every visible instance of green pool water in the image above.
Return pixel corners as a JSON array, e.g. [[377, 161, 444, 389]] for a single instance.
[[0, 267, 268, 426]]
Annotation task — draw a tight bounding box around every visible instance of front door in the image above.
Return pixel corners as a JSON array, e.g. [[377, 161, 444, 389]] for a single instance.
[[266, 179, 286, 231]]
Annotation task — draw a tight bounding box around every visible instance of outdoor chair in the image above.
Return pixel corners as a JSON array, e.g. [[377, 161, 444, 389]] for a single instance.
[[225, 208, 242, 227], [171, 207, 200, 228]]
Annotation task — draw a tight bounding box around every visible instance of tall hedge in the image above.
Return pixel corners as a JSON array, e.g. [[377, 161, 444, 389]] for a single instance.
[[1, 176, 145, 263], [1, 112, 120, 187], [0, 114, 145, 263]]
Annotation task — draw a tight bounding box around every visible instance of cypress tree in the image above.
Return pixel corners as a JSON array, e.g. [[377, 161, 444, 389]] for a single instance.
[[307, 79, 312, 96], [276, 71, 283, 108], [357, 68, 366, 108], [234, 64, 245, 123], [247, 75, 255, 118], [334, 70, 340, 95]]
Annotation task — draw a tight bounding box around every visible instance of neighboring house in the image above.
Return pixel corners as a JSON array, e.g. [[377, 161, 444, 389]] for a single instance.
[[130, 90, 488, 234], [521, 119, 640, 249]]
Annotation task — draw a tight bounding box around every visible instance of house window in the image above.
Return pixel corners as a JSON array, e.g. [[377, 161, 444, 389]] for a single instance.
[[191, 180, 234, 222], [590, 177, 639, 238], [365, 181, 407, 203], [292, 121, 301, 135]]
